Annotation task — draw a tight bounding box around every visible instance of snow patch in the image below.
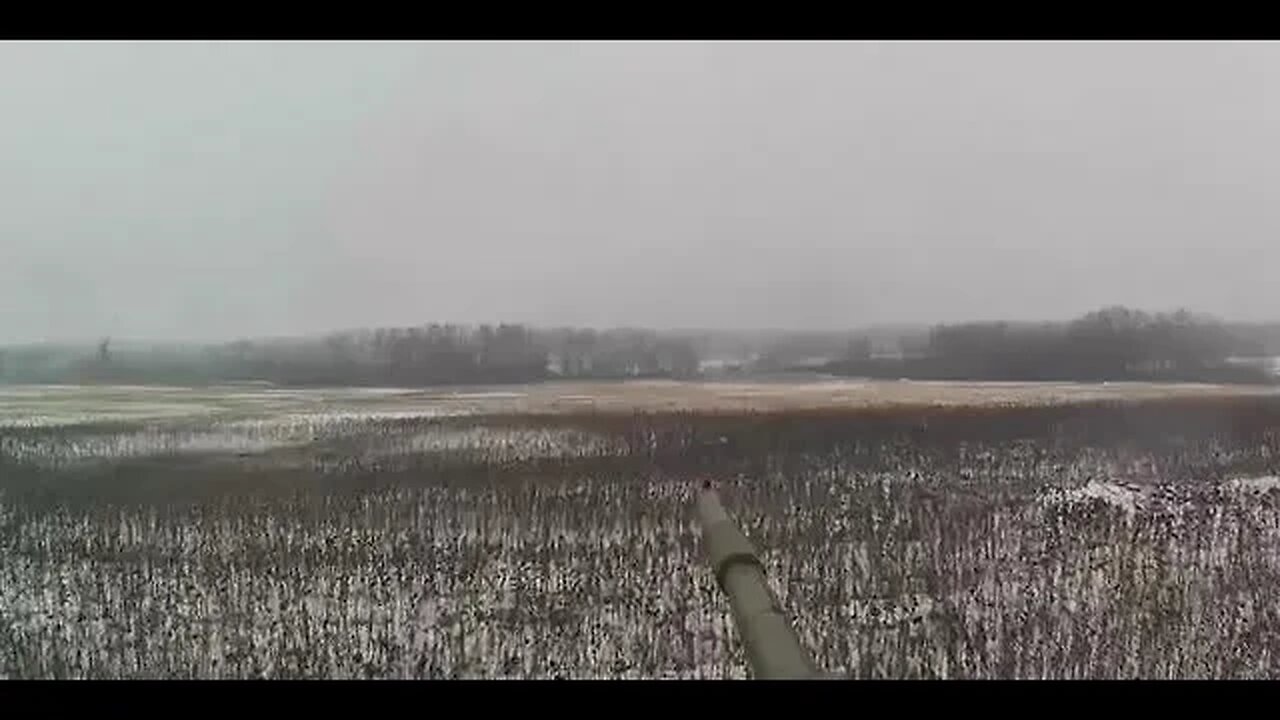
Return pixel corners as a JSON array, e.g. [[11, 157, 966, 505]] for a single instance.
[[1226, 475, 1280, 495], [847, 594, 939, 627], [1042, 481, 1146, 516]]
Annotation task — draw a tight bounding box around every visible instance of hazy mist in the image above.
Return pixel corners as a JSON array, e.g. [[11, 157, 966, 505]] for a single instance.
[[4, 40, 1279, 344]]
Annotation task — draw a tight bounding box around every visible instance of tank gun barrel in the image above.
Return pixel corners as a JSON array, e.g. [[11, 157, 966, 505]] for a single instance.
[[695, 485, 822, 679]]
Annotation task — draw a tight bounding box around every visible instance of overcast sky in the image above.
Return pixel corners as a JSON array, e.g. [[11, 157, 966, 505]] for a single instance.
[[3, 40, 1279, 343]]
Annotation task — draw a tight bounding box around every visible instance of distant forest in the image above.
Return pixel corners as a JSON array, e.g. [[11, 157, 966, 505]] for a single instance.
[[827, 307, 1280, 385], [2, 307, 1278, 387], [0, 325, 700, 387]]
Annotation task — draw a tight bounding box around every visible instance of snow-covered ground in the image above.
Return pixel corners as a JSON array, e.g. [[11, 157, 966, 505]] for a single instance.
[[3, 379, 1276, 429], [0, 413, 622, 469], [1041, 480, 1149, 516]]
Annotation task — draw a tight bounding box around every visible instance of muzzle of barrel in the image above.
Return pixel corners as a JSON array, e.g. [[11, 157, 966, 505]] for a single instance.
[[696, 488, 821, 679]]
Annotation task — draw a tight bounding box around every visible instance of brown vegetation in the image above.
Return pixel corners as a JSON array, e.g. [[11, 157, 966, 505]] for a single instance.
[[3, 394, 1280, 678]]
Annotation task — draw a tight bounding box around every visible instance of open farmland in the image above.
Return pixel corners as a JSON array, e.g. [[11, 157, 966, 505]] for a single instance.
[[3, 380, 1280, 679], [4, 379, 1278, 428]]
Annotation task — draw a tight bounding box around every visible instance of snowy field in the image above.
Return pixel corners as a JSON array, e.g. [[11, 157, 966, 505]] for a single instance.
[[3, 379, 1275, 470], [3, 383, 1280, 678], [2, 378, 1276, 428]]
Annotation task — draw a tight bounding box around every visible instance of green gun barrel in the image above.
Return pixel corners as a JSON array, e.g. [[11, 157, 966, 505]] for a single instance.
[[696, 486, 822, 679]]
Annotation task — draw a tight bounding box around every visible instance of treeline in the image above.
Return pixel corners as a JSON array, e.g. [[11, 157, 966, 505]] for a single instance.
[[0, 324, 702, 387], [1226, 321, 1280, 356], [827, 307, 1277, 384], [4, 307, 1278, 388]]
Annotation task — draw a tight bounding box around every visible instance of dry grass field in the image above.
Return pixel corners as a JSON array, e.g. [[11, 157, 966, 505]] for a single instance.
[[3, 378, 1276, 427], [3, 380, 1280, 679]]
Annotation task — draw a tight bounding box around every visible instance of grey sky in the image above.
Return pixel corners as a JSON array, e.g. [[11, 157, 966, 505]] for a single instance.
[[3, 40, 1278, 343]]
